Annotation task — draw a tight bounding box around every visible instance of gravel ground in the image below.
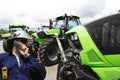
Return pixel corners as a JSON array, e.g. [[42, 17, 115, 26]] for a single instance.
[[0, 40, 57, 80]]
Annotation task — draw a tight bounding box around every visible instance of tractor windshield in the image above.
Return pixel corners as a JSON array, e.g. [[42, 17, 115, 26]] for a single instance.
[[9, 27, 25, 33], [53, 16, 80, 30], [41, 26, 49, 31], [9, 24, 29, 33]]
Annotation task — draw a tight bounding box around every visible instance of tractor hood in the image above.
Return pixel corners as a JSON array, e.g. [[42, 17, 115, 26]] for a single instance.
[[65, 25, 112, 66], [37, 29, 61, 39], [44, 29, 60, 35]]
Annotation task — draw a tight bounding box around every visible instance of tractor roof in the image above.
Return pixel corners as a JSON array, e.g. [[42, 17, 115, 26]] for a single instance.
[[42, 25, 49, 28], [56, 15, 80, 20], [9, 24, 26, 28]]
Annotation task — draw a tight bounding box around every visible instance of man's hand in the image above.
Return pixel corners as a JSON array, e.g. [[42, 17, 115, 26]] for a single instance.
[[18, 42, 30, 58]]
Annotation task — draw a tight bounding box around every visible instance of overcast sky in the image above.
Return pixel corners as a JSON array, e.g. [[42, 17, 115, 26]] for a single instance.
[[0, 0, 120, 29]]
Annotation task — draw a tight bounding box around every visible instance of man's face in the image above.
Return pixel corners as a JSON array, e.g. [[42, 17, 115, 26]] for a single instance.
[[13, 38, 28, 53]]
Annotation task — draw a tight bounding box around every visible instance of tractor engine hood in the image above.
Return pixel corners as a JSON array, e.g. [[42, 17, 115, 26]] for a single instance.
[[37, 29, 60, 39]]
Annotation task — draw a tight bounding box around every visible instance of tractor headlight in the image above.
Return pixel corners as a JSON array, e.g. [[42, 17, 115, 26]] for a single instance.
[[70, 33, 78, 41], [65, 33, 82, 50]]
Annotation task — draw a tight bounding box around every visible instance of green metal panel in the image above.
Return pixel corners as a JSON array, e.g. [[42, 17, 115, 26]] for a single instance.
[[92, 67, 120, 80], [35, 34, 47, 44], [104, 55, 120, 66], [1, 33, 11, 37], [34, 29, 60, 45], [44, 29, 60, 35], [87, 49, 101, 62], [34, 33, 47, 44], [66, 26, 112, 66]]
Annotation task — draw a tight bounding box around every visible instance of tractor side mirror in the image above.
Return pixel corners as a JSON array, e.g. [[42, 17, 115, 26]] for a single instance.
[[26, 26, 29, 29], [59, 25, 65, 37], [49, 19, 53, 29], [9, 27, 11, 29], [38, 27, 40, 30]]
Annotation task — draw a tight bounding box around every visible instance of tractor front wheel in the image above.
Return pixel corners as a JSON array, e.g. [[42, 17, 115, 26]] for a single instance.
[[39, 38, 59, 66], [3, 39, 9, 52]]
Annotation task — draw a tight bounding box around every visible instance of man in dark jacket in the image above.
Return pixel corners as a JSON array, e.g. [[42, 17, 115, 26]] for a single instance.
[[0, 31, 46, 80]]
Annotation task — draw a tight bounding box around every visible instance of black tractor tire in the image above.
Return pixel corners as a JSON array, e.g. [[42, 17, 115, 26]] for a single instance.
[[39, 38, 60, 66], [3, 39, 9, 52], [29, 42, 39, 58]]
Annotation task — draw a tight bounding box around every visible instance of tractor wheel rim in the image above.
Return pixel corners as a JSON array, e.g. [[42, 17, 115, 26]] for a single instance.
[[47, 45, 58, 61]]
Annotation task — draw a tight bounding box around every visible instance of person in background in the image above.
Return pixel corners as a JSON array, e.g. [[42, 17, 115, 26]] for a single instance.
[[0, 31, 46, 80]]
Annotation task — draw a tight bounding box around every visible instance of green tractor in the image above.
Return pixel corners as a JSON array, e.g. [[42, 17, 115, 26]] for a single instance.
[[55, 13, 120, 80], [3, 24, 29, 52], [31, 25, 50, 45], [30, 25, 50, 58], [2, 24, 28, 39], [32, 14, 81, 66]]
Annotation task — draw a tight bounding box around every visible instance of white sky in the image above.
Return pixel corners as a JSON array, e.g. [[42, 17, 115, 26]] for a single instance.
[[0, 0, 120, 29]]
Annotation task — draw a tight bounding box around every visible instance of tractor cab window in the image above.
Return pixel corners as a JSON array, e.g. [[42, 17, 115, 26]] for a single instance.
[[85, 14, 120, 54], [39, 26, 49, 31], [54, 20, 64, 29], [67, 17, 80, 30], [10, 27, 25, 33]]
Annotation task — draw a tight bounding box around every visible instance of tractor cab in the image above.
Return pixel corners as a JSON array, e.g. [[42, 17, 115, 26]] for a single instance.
[[38, 14, 81, 38], [9, 24, 29, 33], [53, 14, 80, 31]]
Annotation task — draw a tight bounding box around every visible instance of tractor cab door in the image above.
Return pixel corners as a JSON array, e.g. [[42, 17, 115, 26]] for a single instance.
[[86, 13, 120, 66]]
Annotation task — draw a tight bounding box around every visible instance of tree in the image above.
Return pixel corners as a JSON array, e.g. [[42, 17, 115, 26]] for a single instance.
[[118, 10, 120, 13], [1, 28, 3, 30]]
